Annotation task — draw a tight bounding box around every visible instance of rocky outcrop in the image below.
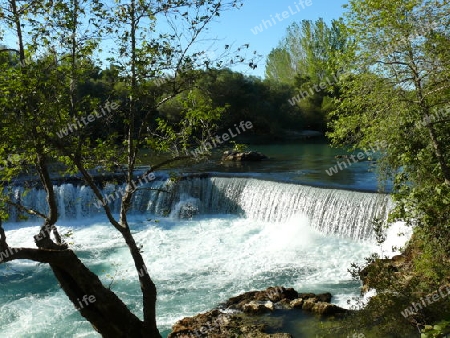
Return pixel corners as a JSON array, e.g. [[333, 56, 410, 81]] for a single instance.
[[168, 309, 292, 338], [168, 286, 347, 337], [225, 286, 299, 309], [221, 150, 268, 161], [289, 292, 337, 314], [224, 287, 343, 315], [359, 254, 410, 293], [242, 300, 275, 313]]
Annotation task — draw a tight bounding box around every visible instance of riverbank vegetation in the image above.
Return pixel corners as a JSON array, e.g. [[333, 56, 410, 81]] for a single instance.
[[325, 0, 450, 336]]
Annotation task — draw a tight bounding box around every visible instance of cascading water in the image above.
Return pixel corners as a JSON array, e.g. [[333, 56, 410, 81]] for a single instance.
[[6, 176, 391, 240], [164, 177, 392, 240], [1, 175, 409, 337]]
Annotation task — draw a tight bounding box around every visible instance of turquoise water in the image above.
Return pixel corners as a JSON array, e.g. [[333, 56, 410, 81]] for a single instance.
[[1, 213, 381, 337]]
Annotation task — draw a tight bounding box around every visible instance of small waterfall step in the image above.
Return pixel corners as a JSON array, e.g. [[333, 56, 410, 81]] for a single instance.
[[6, 176, 391, 240]]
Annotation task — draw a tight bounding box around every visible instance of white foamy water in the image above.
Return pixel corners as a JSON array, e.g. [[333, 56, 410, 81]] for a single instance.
[[0, 212, 386, 337], [6, 177, 392, 240], [1, 176, 409, 337]]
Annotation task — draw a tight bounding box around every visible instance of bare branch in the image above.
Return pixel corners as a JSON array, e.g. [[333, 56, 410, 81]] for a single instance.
[[5, 200, 47, 219], [423, 83, 450, 99]]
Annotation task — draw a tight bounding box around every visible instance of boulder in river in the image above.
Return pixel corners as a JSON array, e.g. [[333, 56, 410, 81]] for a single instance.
[[221, 150, 268, 162]]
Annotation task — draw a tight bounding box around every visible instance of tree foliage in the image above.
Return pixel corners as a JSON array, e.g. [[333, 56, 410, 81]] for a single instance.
[[326, 0, 450, 335], [265, 18, 349, 131]]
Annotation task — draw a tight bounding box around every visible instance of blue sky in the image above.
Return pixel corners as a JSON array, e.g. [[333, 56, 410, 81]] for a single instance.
[[208, 0, 349, 77]]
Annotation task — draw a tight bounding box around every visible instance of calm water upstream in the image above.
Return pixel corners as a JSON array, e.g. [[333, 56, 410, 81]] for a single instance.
[[161, 142, 390, 192]]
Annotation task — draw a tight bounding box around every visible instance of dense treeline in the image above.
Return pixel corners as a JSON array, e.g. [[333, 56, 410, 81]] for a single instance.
[[0, 50, 312, 140], [0, 49, 311, 142], [1, 20, 346, 143], [265, 18, 349, 132]]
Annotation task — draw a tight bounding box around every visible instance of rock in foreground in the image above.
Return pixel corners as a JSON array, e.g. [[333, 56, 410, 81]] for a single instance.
[[168, 286, 347, 337]]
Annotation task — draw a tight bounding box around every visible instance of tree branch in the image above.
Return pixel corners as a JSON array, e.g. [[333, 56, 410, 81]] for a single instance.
[[0, 247, 69, 265], [5, 200, 47, 219], [141, 155, 191, 178]]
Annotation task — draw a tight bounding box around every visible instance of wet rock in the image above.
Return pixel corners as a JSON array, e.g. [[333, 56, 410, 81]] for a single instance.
[[289, 298, 303, 308], [301, 298, 317, 311], [243, 300, 274, 314], [221, 150, 268, 162], [168, 309, 292, 338], [226, 287, 298, 311], [312, 302, 346, 315], [168, 309, 230, 337], [296, 292, 331, 302], [316, 292, 332, 303], [278, 298, 293, 309]]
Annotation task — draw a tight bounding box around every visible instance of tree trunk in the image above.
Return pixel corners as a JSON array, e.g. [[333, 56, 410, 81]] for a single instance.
[[4, 247, 155, 337], [121, 229, 160, 337], [10, 0, 25, 62]]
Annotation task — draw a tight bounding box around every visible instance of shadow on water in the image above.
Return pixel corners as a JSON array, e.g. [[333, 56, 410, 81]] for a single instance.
[[263, 309, 332, 337]]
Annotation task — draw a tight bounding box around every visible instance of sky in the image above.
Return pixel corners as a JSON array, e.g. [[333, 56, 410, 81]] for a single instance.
[[207, 0, 349, 77]]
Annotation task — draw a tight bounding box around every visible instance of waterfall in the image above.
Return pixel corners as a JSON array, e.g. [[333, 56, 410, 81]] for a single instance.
[[157, 177, 391, 240], [5, 176, 391, 240]]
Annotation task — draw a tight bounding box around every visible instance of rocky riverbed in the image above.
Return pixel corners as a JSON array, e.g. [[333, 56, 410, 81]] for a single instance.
[[168, 286, 348, 337]]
